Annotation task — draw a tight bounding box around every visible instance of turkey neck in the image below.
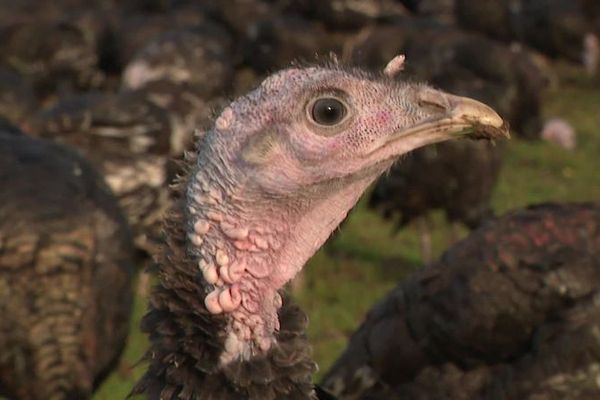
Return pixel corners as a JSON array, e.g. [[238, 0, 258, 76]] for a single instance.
[[186, 134, 376, 365]]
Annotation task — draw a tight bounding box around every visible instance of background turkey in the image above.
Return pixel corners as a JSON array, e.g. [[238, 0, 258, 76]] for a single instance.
[[367, 140, 504, 262], [0, 125, 134, 400], [397, 0, 600, 76], [322, 203, 600, 400], [0, 1, 596, 398]]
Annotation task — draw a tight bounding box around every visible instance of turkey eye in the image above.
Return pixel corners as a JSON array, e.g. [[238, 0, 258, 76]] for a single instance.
[[310, 97, 347, 126]]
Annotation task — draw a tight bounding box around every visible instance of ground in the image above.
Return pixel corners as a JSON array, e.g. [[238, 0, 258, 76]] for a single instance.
[[94, 64, 600, 399]]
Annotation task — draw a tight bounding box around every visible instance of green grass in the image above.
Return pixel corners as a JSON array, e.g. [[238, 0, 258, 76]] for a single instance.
[[94, 67, 600, 398]]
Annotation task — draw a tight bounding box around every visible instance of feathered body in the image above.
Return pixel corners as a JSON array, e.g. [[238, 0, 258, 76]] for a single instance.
[[132, 151, 319, 400], [0, 67, 36, 127], [323, 203, 600, 400], [0, 17, 103, 98], [30, 91, 173, 254], [369, 140, 503, 230], [0, 129, 134, 399]]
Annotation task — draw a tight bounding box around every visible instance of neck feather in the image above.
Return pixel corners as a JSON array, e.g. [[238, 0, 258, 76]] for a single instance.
[[132, 148, 319, 399]]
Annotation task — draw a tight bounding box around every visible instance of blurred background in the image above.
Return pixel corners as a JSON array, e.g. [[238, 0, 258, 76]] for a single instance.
[[0, 0, 598, 399]]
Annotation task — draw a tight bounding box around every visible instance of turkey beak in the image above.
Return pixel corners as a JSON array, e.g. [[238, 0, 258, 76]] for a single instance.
[[384, 88, 509, 153], [414, 87, 509, 140]]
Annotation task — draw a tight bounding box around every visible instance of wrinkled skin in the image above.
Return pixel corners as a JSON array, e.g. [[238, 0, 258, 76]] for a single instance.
[[189, 65, 506, 362], [135, 61, 507, 400]]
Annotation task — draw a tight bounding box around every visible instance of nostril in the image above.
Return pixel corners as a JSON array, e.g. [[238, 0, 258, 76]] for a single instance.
[[418, 99, 447, 113], [416, 88, 450, 113]]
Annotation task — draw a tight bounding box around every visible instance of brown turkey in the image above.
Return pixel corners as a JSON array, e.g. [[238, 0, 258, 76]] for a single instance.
[[0, 16, 104, 99], [29, 91, 173, 254], [121, 23, 234, 100], [322, 202, 600, 400], [131, 58, 508, 399], [0, 126, 134, 399], [0, 67, 36, 128]]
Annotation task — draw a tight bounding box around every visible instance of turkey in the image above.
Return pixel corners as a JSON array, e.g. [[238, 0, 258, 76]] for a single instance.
[[121, 23, 234, 99], [240, 14, 347, 74], [0, 67, 36, 128], [400, 0, 455, 25], [322, 203, 600, 400], [131, 58, 508, 399], [452, 0, 595, 64], [368, 139, 504, 261], [0, 126, 134, 399], [398, 0, 598, 70], [0, 16, 104, 99], [345, 18, 550, 260], [100, 3, 215, 75], [29, 20, 235, 257], [28, 90, 174, 256], [298, 0, 408, 30], [346, 18, 550, 138], [120, 23, 233, 154]]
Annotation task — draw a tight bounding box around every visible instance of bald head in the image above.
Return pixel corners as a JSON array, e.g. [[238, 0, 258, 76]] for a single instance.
[[201, 64, 505, 199], [184, 59, 508, 363]]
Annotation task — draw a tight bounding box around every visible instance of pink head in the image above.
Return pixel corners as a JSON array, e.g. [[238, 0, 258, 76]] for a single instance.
[[204, 65, 505, 197], [185, 60, 508, 363]]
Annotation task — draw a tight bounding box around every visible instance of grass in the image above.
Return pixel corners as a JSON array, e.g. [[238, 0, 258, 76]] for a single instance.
[[94, 65, 600, 398]]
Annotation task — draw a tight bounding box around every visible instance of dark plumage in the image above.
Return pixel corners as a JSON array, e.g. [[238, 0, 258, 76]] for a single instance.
[[322, 203, 600, 400], [400, 0, 598, 66], [121, 24, 234, 98], [453, 0, 593, 63], [135, 80, 215, 155], [131, 62, 507, 400], [369, 140, 504, 230], [131, 181, 319, 399], [0, 17, 103, 98], [120, 23, 232, 153], [307, 0, 408, 30], [0, 127, 134, 400], [400, 0, 455, 24], [104, 4, 214, 73], [241, 15, 346, 73], [29, 90, 175, 254], [0, 67, 36, 127], [209, 0, 274, 41], [420, 0, 600, 73], [30, 54, 217, 296]]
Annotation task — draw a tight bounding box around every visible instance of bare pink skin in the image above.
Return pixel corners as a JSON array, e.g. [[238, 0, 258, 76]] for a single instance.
[[583, 33, 599, 77], [183, 57, 507, 365], [189, 147, 376, 363], [540, 118, 577, 150]]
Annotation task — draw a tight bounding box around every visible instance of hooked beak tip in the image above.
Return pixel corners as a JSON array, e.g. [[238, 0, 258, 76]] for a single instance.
[[418, 88, 510, 140]]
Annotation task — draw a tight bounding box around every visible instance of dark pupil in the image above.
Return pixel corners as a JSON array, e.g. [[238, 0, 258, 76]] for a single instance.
[[312, 98, 346, 126]]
